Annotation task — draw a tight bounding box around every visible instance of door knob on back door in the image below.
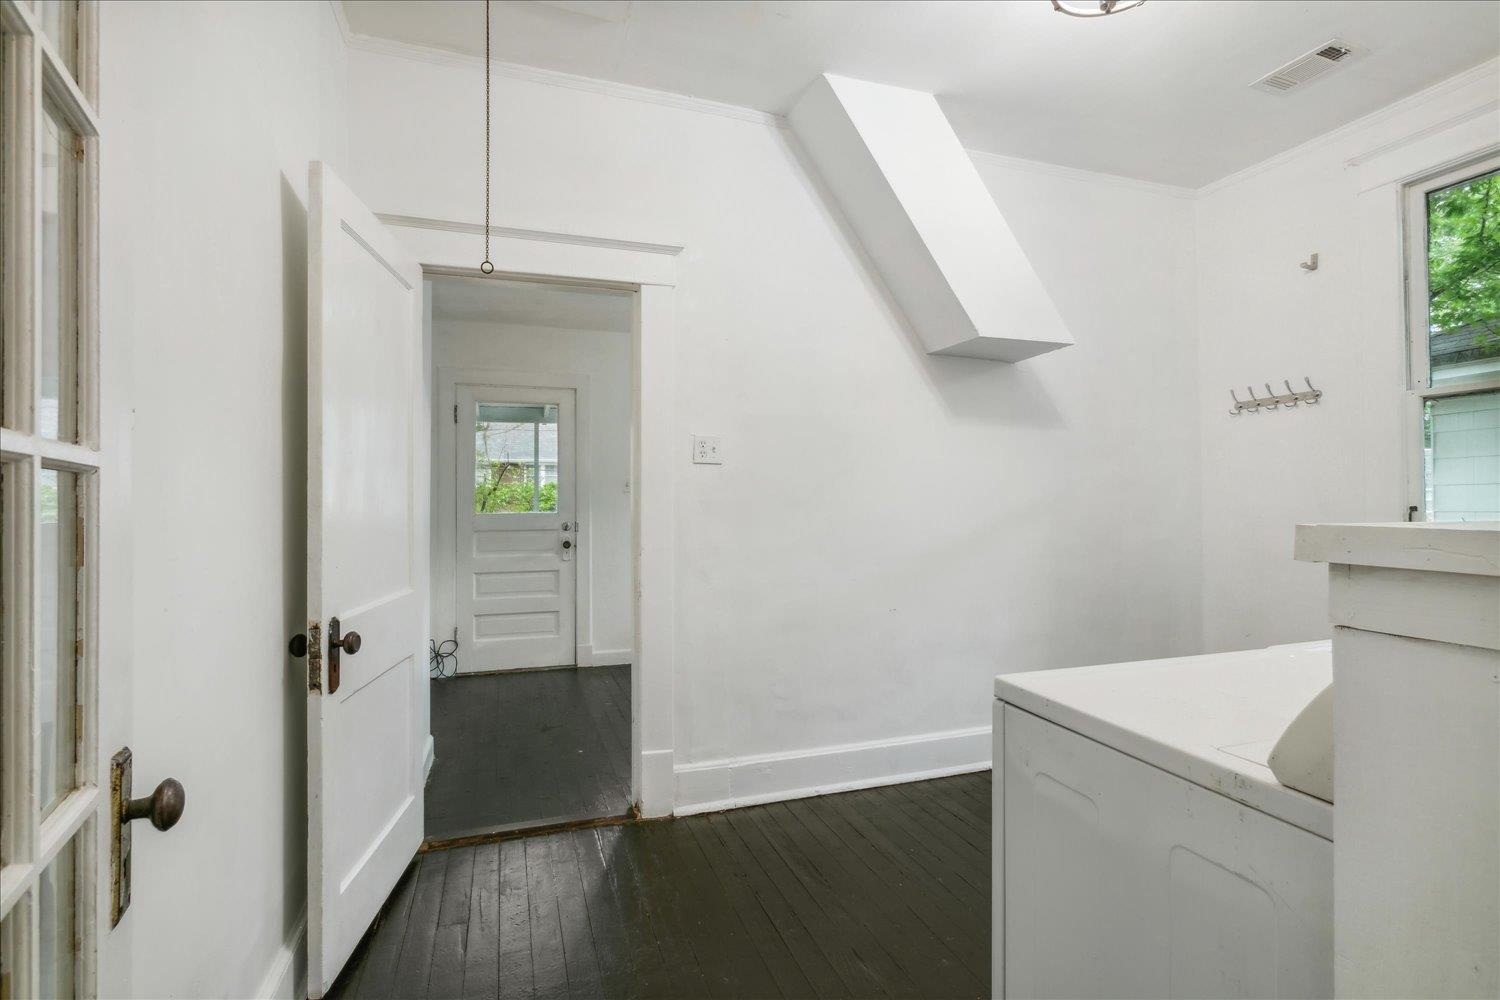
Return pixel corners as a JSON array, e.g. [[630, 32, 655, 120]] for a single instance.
[[326, 616, 360, 695], [124, 777, 186, 832]]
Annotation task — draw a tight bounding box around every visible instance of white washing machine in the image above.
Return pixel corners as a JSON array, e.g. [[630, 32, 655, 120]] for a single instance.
[[992, 641, 1334, 999]]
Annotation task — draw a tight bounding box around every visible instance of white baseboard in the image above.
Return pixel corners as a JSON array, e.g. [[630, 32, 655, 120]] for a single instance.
[[423, 734, 435, 782], [254, 909, 307, 1000], [673, 725, 992, 816], [591, 648, 633, 666]]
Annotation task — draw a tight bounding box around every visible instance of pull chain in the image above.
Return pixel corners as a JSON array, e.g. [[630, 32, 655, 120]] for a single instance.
[[480, 0, 494, 275]]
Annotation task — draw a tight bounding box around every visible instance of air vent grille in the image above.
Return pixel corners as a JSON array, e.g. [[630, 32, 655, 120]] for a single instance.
[[1252, 39, 1361, 94]]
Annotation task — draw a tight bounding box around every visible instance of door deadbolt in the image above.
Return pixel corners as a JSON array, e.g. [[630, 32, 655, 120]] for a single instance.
[[562, 539, 573, 549]]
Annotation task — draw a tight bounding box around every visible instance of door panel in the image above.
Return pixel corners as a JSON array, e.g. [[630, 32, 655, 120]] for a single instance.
[[306, 162, 425, 998], [457, 385, 577, 670]]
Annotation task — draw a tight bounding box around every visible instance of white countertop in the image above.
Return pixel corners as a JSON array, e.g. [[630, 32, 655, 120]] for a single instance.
[[995, 640, 1334, 839], [1295, 521, 1500, 576]]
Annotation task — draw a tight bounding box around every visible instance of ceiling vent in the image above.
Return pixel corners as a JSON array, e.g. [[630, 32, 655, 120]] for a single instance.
[[1252, 39, 1360, 94]]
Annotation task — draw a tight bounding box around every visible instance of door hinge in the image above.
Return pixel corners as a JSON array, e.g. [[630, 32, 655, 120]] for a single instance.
[[307, 620, 323, 693], [454, 403, 459, 424]]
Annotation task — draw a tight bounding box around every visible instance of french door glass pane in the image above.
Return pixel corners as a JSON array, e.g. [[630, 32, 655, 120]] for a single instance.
[[474, 402, 560, 513], [1426, 168, 1500, 385], [38, 467, 79, 816], [39, 838, 77, 999], [35, 1, 78, 77], [39, 105, 79, 442], [1424, 391, 1500, 522]]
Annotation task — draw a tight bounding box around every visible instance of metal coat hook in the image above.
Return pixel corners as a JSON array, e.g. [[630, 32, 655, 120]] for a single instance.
[[1300, 252, 1319, 272], [1228, 376, 1325, 415]]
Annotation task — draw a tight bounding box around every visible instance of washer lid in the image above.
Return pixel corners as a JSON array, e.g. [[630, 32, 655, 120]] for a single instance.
[[995, 640, 1333, 839]]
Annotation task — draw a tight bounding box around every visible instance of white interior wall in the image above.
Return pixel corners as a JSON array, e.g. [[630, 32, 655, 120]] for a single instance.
[[1194, 60, 1500, 652], [99, 2, 347, 996], [344, 43, 1204, 810], [431, 315, 636, 666]]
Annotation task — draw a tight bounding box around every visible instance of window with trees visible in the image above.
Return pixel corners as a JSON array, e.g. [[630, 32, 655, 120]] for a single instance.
[[1407, 158, 1500, 523], [473, 402, 560, 514]]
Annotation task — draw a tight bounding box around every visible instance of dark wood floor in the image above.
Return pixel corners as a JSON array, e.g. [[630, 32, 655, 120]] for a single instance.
[[333, 771, 990, 1000], [426, 666, 632, 842]]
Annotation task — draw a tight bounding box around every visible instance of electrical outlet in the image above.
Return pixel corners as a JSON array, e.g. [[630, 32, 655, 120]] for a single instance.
[[692, 435, 723, 465]]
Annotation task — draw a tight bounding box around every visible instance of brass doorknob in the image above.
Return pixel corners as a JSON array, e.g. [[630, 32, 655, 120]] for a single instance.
[[334, 630, 361, 655], [123, 778, 185, 832]]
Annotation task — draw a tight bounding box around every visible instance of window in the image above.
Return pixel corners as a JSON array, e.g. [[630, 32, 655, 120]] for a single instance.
[[1406, 156, 1500, 522], [0, 3, 99, 998], [474, 402, 561, 513]]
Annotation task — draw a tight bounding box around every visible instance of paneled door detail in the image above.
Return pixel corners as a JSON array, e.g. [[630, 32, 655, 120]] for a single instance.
[[457, 385, 577, 670], [304, 162, 425, 998]]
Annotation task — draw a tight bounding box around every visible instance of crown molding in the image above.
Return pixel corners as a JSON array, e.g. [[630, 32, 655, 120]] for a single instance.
[[1197, 57, 1500, 196], [966, 148, 1196, 200]]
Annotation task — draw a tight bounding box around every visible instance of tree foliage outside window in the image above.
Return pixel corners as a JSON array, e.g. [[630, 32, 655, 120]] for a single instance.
[[474, 459, 558, 513], [1427, 168, 1500, 366]]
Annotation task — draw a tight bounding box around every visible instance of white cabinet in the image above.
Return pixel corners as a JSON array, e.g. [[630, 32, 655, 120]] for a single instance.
[[993, 643, 1335, 999], [1295, 521, 1500, 999]]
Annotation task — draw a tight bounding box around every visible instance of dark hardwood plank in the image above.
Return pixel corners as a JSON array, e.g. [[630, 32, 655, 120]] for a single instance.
[[686, 813, 816, 999], [426, 666, 632, 841], [523, 836, 570, 1000], [339, 858, 421, 1000], [497, 839, 536, 999], [542, 830, 604, 998], [728, 806, 896, 998], [356, 773, 994, 1000], [390, 852, 451, 1000], [462, 843, 501, 1000]]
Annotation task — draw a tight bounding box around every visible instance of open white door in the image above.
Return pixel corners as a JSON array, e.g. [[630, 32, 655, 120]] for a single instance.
[[305, 162, 426, 997]]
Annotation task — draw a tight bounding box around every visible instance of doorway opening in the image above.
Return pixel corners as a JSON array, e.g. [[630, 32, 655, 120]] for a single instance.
[[424, 273, 636, 843]]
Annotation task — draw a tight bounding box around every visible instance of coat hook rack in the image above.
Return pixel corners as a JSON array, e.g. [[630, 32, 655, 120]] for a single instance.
[[1299, 252, 1319, 272], [1229, 377, 1322, 415]]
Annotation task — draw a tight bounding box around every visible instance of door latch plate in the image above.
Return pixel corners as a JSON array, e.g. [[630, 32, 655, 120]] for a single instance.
[[109, 747, 133, 927]]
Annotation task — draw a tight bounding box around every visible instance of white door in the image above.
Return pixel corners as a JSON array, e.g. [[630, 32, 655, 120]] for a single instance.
[[305, 162, 426, 997], [457, 384, 577, 670]]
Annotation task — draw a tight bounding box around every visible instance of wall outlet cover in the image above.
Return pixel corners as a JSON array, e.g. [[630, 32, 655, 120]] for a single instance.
[[692, 435, 723, 465]]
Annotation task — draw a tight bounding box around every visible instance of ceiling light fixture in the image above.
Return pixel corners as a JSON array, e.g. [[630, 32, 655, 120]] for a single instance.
[[1050, 0, 1147, 17]]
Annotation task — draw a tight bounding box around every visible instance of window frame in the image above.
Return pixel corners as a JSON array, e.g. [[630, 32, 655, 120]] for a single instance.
[[0, 1, 99, 997], [1402, 150, 1500, 521]]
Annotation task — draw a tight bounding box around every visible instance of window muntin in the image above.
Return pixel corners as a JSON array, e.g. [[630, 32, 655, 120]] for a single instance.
[[474, 402, 561, 513]]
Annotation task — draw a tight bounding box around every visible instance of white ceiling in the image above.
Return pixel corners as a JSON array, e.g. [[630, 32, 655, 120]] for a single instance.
[[342, 0, 1499, 188], [431, 274, 634, 329]]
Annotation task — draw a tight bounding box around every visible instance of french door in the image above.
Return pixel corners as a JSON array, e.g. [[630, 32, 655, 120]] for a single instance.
[[0, 2, 101, 998]]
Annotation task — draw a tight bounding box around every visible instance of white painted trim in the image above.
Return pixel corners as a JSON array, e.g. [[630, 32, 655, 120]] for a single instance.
[[574, 643, 593, 668], [1199, 57, 1500, 195], [422, 734, 435, 783], [673, 726, 992, 816], [405, 222, 677, 817], [254, 910, 308, 1000], [591, 648, 633, 666]]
